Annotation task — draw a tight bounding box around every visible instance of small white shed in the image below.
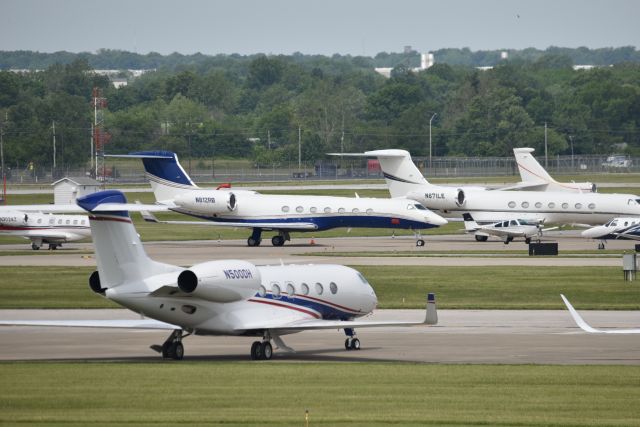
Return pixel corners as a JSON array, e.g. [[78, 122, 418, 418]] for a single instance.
[[52, 177, 101, 205]]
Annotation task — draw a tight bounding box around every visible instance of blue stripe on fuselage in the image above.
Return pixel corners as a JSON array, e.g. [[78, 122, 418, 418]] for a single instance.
[[176, 211, 437, 231], [257, 293, 356, 321]]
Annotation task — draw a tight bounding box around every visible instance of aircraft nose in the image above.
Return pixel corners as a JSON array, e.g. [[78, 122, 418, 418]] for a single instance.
[[427, 213, 448, 226], [581, 227, 604, 238]]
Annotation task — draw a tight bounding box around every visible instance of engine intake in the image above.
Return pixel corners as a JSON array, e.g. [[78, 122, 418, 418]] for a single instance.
[[177, 260, 261, 303]]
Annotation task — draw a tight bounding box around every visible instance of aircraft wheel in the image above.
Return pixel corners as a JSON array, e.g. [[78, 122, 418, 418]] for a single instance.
[[162, 344, 174, 359], [271, 235, 285, 247], [598, 242, 605, 250], [525, 237, 532, 244], [48, 244, 58, 250], [247, 237, 261, 247], [261, 341, 273, 360], [344, 338, 351, 350], [172, 342, 184, 360], [31, 243, 40, 250], [350, 338, 361, 350], [416, 239, 425, 247], [475, 235, 488, 242], [250, 341, 262, 360]]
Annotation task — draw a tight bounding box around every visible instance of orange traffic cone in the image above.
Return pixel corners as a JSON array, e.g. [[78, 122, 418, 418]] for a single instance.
[[310, 236, 315, 245]]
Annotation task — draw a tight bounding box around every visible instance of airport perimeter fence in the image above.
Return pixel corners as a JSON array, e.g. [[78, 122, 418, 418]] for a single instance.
[[5, 154, 638, 185]]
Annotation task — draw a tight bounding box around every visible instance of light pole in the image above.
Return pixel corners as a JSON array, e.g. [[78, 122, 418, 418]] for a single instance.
[[429, 113, 437, 171], [569, 135, 574, 170]]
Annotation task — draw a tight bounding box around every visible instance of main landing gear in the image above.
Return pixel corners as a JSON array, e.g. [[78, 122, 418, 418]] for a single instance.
[[271, 231, 290, 247], [598, 241, 606, 250], [247, 228, 262, 247], [414, 231, 425, 247], [475, 235, 488, 242], [250, 331, 274, 360], [344, 328, 361, 351], [152, 329, 188, 360], [247, 228, 291, 247]]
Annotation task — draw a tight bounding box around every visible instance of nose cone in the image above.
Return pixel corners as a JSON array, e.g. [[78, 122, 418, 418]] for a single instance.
[[427, 212, 448, 227], [581, 226, 605, 239]]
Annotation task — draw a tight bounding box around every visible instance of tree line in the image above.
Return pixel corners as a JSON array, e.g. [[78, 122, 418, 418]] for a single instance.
[[0, 49, 639, 173]]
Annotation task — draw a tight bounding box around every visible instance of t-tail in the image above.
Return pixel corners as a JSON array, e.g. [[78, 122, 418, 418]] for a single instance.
[[364, 149, 429, 198], [462, 213, 480, 232], [109, 151, 198, 202], [76, 190, 177, 289]]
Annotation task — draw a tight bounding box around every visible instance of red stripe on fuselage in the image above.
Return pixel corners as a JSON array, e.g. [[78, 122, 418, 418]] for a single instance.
[[296, 294, 362, 314], [248, 298, 321, 319]]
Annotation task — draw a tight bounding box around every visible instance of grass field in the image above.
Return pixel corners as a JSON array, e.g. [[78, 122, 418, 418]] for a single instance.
[[0, 362, 638, 426], [2, 265, 638, 310]]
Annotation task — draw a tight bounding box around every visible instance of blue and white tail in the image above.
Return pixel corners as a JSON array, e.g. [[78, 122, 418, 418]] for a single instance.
[[77, 190, 177, 288], [125, 151, 198, 202], [364, 150, 429, 198]]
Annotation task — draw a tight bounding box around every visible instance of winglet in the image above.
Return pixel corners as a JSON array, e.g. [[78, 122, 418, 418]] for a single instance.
[[560, 294, 599, 333], [425, 293, 438, 325]]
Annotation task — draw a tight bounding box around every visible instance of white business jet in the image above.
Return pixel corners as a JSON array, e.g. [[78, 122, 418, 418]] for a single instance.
[[581, 217, 640, 249], [462, 213, 553, 244], [561, 295, 640, 334], [338, 149, 640, 227], [0, 210, 90, 250], [0, 190, 438, 360], [507, 147, 595, 193], [110, 151, 446, 247]]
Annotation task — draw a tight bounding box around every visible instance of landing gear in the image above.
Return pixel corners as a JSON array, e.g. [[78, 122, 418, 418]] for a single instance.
[[503, 236, 513, 245], [343, 328, 361, 351], [250, 332, 274, 360], [152, 329, 186, 360], [247, 228, 262, 247], [48, 244, 59, 250], [525, 237, 532, 244], [598, 242, 606, 250], [271, 231, 290, 247], [31, 243, 41, 250], [475, 235, 488, 242], [416, 239, 425, 247]]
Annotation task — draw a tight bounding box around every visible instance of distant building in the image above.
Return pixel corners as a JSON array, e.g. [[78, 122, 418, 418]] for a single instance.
[[52, 177, 100, 205], [375, 52, 434, 78]]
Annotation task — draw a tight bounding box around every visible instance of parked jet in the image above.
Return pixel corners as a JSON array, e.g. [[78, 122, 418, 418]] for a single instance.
[[0, 190, 438, 360], [507, 147, 595, 193], [561, 295, 640, 334], [111, 151, 447, 247], [341, 149, 640, 227], [581, 217, 640, 249], [462, 213, 553, 244], [0, 210, 90, 250]]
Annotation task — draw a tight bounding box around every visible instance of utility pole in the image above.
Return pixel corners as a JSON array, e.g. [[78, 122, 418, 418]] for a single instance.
[[52, 120, 56, 172], [298, 126, 301, 171], [429, 113, 437, 171], [267, 130, 271, 150], [544, 122, 548, 168]]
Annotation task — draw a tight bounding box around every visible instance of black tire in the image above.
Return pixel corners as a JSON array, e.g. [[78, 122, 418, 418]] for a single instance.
[[416, 239, 425, 247], [261, 341, 273, 360], [247, 237, 261, 247], [475, 235, 488, 242], [162, 344, 174, 359], [31, 243, 40, 250], [344, 338, 351, 350], [250, 341, 262, 360], [271, 236, 285, 247], [525, 237, 532, 244], [350, 338, 361, 350], [172, 342, 184, 360]]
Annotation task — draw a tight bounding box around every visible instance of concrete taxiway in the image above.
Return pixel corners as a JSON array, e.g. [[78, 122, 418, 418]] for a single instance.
[[0, 309, 637, 364]]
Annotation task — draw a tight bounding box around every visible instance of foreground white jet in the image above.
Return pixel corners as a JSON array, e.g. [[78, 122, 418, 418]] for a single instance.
[[561, 295, 640, 334], [507, 147, 595, 193], [341, 149, 640, 226], [581, 217, 640, 249], [112, 151, 446, 247], [0, 210, 90, 250], [0, 190, 438, 360], [462, 213, 552, 244]]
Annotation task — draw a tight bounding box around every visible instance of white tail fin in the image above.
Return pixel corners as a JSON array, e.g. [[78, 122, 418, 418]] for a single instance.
[[77, 191, 176, 288], [363, 150, 429, 197], [514, 148, 555, 185], [462, 213, 480, 232]]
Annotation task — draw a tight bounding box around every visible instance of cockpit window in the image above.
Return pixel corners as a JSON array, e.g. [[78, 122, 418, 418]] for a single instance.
[[414, 204, 427, 210], [611, 221, 618, 227], [357, 272, 369, 284], [407, 204, 415, 210]]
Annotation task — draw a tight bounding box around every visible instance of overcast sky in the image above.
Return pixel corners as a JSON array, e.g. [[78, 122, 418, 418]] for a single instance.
[[1, 0, 638, 56]]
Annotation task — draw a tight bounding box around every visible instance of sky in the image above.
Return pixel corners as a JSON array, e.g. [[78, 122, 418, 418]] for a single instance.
[[1, 0, 639, 56]]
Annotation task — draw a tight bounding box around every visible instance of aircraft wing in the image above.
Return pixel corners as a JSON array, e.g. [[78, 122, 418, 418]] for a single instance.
[[561, 295, 640, 334], [0, 318, 178, 330], [237, 294, 437, 332], [142, 211, 318, 230], [0, 203, 169, 213]]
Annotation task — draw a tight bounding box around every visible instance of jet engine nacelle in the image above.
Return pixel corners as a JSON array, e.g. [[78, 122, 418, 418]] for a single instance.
[[177, 260, 261, 303], [410, 187, 466, 210], [173, 190, 237, 214], [0, 210, 29, 226]]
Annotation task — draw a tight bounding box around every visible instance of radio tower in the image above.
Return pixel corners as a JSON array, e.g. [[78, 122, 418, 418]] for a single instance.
[[91, 87, 110, 185]]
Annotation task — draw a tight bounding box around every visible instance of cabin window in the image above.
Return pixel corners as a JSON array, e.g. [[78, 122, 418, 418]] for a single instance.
[[310, 207, 317, 214], [521, 201, 529, 208], [535, 202, 542, 209], [300, 283, 309, 295], [65, 219, 70, 225], [588, 203, 596, 210], [338, 208, 345, 214], [315, 282, 324, 295], [286, 283, 295, 297], [508, 201, 516, 208], [58, 219, 62, 225], [352, 208, 360, 213], [73, 220, 78, 225], [496, 222, 503, 227], [258, 285, 267, 297], [509, 220, 517, 227], [575, 203, 582, 209], [324, 207, 331, 214], [295, 206, 303, 213], [329, 282, 338, 294], [624, 221, 629, 226], [81, 220, 86, 225], [271, 283, 281, 299], [49, 218, 55, 225], [282, 206, 290, 213], [366, 208, 373, 214], [37, 219, 42, 224], [562, 203, 569, 209], [548, 202, 556, 209]]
